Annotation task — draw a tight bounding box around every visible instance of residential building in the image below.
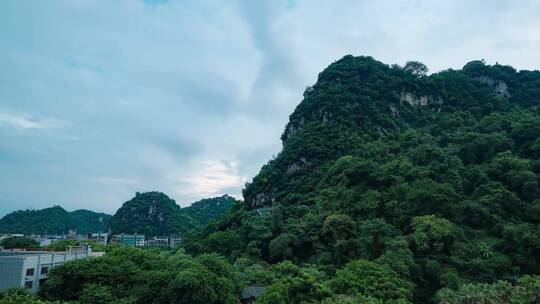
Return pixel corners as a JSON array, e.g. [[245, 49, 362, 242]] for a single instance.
[[0, 247, 104, 293], [169, 235, 182, 248], [111, 234, 145, 247], [146, 236, 169, 247]]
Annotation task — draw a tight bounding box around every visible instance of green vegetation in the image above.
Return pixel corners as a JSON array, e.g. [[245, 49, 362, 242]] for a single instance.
[[21, 56, 540, 303], [39, 247, 239, 304], [0, 206, 111, 235], [69, 210, 111, 235], [110, 192, 236, 236], [0, 288, 72, 304], [181, 194, 237, 227], [0, 236, 39, 249]]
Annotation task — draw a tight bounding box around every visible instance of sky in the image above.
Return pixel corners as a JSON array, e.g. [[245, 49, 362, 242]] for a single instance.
[[1, 0, 539, 216]]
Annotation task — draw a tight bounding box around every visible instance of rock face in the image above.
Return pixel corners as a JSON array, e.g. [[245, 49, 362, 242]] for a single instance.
[[399, 91, 443, 107], [474, 76, 510, 98]]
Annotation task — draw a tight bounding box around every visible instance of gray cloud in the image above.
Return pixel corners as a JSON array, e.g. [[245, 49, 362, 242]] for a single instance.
[[1, 0, 539, 216]]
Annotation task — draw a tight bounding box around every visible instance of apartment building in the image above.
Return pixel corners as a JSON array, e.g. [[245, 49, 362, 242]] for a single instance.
[[111, 234, 145, 247]]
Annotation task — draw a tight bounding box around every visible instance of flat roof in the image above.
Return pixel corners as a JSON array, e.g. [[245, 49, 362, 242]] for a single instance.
[[0, 251, 66, 258]]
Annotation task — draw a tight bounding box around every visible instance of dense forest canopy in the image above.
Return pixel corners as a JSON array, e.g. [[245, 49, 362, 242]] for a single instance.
[[8, 55, 540, 304]]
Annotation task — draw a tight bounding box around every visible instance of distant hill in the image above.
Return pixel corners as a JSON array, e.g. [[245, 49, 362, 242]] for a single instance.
[[0, 206, 111, 235], [110, 192, 236, 236], [181, 194, 236, 226], [70, 209, 111, 234]]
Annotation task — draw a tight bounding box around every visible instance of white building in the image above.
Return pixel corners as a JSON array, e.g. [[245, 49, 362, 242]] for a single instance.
[[0, 248, 104, 293]]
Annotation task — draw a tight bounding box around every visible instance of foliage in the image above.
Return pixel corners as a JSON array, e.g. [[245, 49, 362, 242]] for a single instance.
[[0, 288, 73, 304], [436, 275, 540, 303], [0, 236, 39, 249], [329, 259, 414, 302], [40, 247, 238, 304]]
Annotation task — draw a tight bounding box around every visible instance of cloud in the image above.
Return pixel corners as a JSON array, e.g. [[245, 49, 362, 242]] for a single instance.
[[175, 160, 246, 200], [0, 112, 67, 130]]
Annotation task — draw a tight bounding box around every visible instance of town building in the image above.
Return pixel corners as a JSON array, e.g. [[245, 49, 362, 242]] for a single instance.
[[169, 235, 182, 248], [87, 233, 108, 245], [0, 246, 104, 293], [111, 234, 145, 247], [145, 236, 169, 247]]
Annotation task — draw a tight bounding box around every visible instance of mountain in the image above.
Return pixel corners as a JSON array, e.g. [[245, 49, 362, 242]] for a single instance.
[[182, 56, 540, 302], [181, 194, 236, 226], [0, 206, 111, 234], [110, 192, 236, 236], [70, 209, 112, 234]]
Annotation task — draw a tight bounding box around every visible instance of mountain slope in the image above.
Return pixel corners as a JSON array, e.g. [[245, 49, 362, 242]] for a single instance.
[[70, 209, 112, 234], [182, 56, 540, 303], [110, 192, 236, 236], [110, 192, 195, 236], [0, 206, 111, 234], [181, 194, 236, 226]]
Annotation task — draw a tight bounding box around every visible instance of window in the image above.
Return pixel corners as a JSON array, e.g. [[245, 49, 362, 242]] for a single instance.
[[41, 267, 49, 274], [26, 268, 35, 276], [24, 281, 33, 289], [39, 278, 48, 287]]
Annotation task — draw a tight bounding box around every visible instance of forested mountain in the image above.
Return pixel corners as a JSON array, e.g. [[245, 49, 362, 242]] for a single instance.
[[178, 56, 540, 303], [0, 206, 111, 234], [181, 194, 236, 226], [109, 192, 236, 236], [70, 209, 111, 234]]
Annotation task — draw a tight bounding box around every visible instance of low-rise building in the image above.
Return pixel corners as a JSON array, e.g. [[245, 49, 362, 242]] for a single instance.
[[169, 235, 182, 248], [146, 236, 169, 247], [87, 233, 108, 245], [111, 234, 145, 247], [0, 247, 104, 293]]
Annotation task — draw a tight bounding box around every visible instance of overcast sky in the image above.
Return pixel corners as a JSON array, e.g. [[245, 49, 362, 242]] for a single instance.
[[1, 0, 539, 216]]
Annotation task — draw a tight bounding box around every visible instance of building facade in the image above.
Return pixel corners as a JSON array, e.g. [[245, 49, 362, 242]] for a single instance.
[[111, 234, 145, 247], [0, 249, 104, 293]]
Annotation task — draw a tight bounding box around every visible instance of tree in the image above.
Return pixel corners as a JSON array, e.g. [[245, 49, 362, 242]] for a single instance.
[[0, 236, 39, 249], [330, 259, 414, 302], [269, 233, 293, 261], [410, 215, 460, 254], [404, 61, 429, 76], [258, 262, 330, 304]]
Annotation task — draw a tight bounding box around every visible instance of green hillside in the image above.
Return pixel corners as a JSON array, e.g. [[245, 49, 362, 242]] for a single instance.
[[0, 206, 111, 234], [180, 56, 540, 303], [181, 194, 236, 226], [109, 192, 236, 236]]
